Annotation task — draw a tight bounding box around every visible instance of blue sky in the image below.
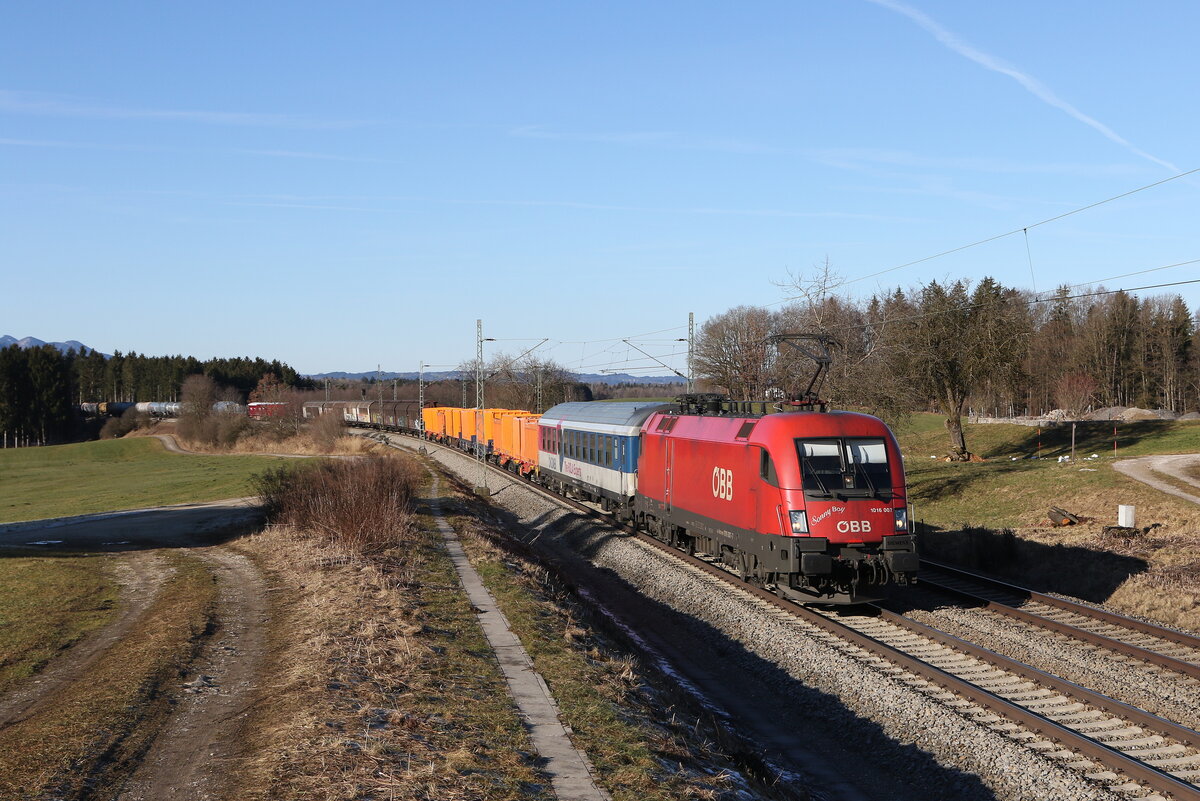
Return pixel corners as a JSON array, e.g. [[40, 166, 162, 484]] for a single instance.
[[2, 1, 1197, 376]]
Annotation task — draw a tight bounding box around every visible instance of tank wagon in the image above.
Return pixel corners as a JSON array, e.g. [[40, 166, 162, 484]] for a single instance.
[[135, 401, 181, 417]]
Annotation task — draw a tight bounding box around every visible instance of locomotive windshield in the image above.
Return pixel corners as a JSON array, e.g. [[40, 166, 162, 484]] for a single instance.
[[796, 438, 892, 499]]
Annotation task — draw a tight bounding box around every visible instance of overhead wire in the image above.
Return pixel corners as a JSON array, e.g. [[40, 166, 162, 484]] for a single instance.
[[812, 273, 1200, 337], [777, 165, 1200, 299]]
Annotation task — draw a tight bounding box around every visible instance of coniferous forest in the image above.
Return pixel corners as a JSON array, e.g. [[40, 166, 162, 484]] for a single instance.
[[0, 346, 312, 446]]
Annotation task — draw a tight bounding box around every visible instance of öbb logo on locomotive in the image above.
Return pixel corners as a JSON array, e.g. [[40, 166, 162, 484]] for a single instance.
[[306, 389, 919, 605], [711, 466, 734, 501]]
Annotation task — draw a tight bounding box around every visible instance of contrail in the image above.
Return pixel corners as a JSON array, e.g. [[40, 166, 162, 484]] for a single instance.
[[865, 0, 1180, 173]]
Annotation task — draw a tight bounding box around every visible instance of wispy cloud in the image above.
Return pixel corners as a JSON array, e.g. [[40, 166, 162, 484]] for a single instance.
[[233, 149, 401, 164], [808, 148, 1143, 177], [0, 90, 364, 129], [864, 0, 1180, 172], [232, 192, 925, 222], [508, 125, 787, 155], [227, 201, 410, 213], [0, 137, 90, 148]]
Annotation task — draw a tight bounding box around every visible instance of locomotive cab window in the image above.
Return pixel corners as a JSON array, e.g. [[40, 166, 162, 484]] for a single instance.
[[796, 438, 892, 498], [759, 448, 779, 486]]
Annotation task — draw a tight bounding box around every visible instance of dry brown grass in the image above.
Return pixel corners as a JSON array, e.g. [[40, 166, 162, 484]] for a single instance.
[[230, 454, 800, 800], [921, 476, 1200, 633], [133, 420, 379, 456], [230, 504, 552, 800], [254, 456, 420, 556]]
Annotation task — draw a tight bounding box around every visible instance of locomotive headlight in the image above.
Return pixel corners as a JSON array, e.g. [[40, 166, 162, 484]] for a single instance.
[[789, 510, 809, 534], [894, 507, 908, 531]]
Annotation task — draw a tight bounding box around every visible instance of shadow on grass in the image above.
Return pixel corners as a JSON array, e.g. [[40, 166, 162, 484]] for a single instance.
[[995, 421, 1176, 460], [909, 459, 1034, 504], [917, 523, 1148, 604], [0, 504, 266, 556]]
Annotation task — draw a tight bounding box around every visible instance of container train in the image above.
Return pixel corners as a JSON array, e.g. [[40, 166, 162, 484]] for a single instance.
[[303, 394, 917, 603]]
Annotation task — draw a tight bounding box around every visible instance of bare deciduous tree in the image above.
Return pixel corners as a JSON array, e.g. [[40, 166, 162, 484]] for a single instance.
[[692, 306, 775, 400]]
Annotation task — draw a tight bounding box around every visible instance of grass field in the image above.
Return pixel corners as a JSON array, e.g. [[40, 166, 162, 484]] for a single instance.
[[0, 438, 286, 524], [896, 414, 1200, 530], [0, 551, 120, 695], [896, 413, 1200, 631]]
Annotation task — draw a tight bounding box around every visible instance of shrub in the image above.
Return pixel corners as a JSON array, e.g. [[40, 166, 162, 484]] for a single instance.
[[308, 411, 344, 452], [99, 407, 146, 439], [253, 457, 419, 555]]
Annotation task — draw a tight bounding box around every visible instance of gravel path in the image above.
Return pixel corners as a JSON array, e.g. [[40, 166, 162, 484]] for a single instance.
[[116, 547, 270, 801], [1113, 453, 1200, 505], [386, 433, 1129, 801], [0, 437, 272, 800]]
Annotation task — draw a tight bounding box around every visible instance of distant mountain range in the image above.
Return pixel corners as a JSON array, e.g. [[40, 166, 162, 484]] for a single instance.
[[307, 369, 685, 386], [0, 335, 105, 357]]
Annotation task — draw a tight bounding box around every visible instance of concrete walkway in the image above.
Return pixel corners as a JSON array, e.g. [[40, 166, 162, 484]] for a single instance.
[[426, 472, 610, 801]]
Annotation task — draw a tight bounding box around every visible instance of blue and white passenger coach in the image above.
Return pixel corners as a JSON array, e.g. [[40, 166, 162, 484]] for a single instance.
[[537, 401, 670, 516]]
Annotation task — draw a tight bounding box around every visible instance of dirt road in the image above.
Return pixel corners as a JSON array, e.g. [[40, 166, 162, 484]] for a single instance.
[[0, 499, 269, 799], [1113, 453, 1200, 505]]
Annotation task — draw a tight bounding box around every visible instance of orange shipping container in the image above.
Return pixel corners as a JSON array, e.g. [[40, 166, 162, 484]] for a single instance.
[[520, 416, 540, 472], [497, 413, 533, 463], [460, 408, 478, 444], [483, 409, 526, 449], [422, 407, 448, 439]]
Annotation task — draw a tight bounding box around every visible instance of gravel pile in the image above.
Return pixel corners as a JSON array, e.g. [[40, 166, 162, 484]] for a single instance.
[[399, 436, 1131, 801]]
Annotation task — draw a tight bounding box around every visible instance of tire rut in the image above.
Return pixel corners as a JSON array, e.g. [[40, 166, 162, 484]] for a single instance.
[[0, 550, 171, 729], [115, 547, 269, 801]]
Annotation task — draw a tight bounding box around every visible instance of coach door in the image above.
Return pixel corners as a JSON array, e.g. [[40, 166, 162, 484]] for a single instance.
[[556, 422, 564, 472]]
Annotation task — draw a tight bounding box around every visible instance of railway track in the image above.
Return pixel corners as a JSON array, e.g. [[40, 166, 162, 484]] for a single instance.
[[915, 560, 1200, 682], [380, 430, 1200, 800]]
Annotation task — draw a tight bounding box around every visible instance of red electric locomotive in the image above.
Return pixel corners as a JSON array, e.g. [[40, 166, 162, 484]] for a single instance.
[[635, 394, 917, 603]]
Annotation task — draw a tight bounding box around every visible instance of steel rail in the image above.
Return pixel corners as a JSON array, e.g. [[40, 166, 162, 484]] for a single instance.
[[380, 430, 1200, 800], [633, 532, 1200, 801], [913, 570, 1200, 681], [870, 607, 1200, 750], [922, 558, 1200, 652]]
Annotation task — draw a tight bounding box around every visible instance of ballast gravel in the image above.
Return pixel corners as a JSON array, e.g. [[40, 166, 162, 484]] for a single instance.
[[395, 437, 1130, 801], [899, 595, 1200, 733]]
